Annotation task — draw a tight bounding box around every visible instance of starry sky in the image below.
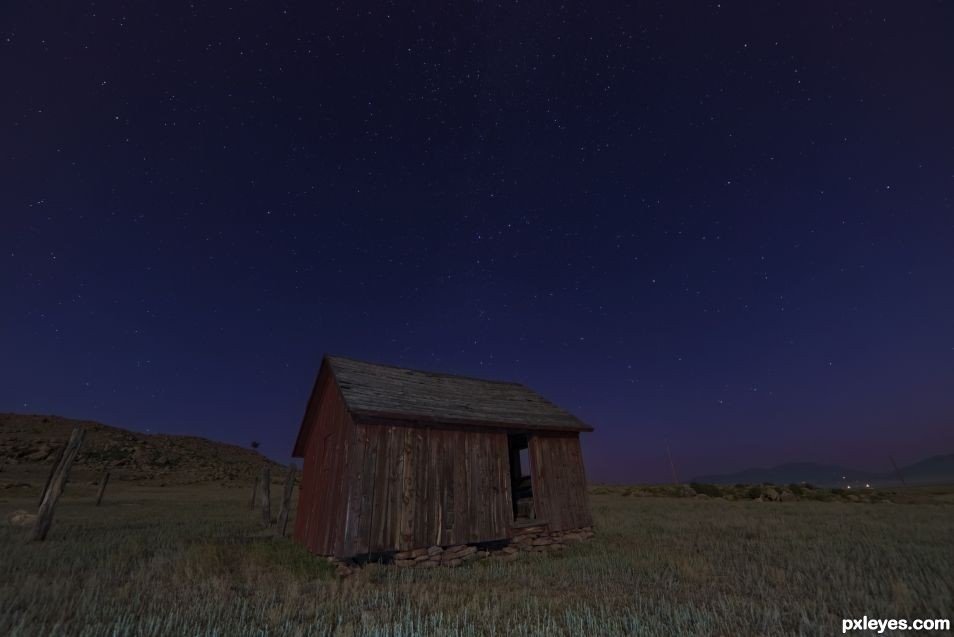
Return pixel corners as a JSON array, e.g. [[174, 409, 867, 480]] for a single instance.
[[2, 2, 953, 483]]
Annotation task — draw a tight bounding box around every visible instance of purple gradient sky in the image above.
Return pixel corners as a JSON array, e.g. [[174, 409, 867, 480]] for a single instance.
[[2, 2, 953, 483]]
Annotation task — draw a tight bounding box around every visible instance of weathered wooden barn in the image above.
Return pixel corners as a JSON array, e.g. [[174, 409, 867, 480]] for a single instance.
[[291, 355, 593, 559]]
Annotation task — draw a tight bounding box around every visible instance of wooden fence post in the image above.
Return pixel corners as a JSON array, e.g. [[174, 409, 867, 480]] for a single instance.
[[277, 464, 296, 536], [260, 465, 271, 528], [248, 473, 259, 510], [31, 428, 85, 541], [95, 471, 110, 506], [38, 445, 66, 508]]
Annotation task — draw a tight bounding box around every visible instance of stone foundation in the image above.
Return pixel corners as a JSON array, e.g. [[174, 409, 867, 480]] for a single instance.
[[328, 525, 595, 576]]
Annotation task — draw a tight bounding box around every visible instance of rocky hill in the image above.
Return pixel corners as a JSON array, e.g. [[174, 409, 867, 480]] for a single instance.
[[0, 413, 286, 485]]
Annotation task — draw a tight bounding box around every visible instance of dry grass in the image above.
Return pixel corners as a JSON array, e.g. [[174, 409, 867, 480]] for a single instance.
[[1, 481, 952, 636]]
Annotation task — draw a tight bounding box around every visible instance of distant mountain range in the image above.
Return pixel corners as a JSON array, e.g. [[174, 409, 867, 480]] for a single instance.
[[691, 454, 954, 487]]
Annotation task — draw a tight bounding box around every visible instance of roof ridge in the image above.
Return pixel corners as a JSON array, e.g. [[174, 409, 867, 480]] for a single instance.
[[308, 354, 594, 437], [324, 354, 527, 388]]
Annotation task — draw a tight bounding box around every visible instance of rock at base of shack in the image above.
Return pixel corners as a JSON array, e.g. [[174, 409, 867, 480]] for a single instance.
[[328, 558, 358, 577], [463, 550, 488, 562], [443, 545, 477, 559], [395, 546, 431, 560], [512, 525, 546, 536], [337, 524, 594, 571], [440, 544, 465, 557]]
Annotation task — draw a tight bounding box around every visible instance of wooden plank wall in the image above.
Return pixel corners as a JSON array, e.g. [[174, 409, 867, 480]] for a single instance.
[[529, 433, 592, 531], [292, 373, 355, 555], [294, 381, 592, 558], [337, 425, 514, 557]]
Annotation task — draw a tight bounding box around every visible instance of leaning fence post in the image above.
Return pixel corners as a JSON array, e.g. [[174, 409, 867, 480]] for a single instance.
[[277, 464, 296, 536], [95, 471, 110, 506], [38, 444, 66, 508], [31, 428, 85, 541], [248, 473, 259, 510], [260, 465, 271, 528]]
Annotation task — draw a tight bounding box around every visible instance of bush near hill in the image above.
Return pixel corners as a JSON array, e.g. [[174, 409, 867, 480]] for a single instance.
[[589, 482, 896, 504]]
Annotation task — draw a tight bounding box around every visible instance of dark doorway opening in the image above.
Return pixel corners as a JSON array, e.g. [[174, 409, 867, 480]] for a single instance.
[[508, 434, 534, 521]]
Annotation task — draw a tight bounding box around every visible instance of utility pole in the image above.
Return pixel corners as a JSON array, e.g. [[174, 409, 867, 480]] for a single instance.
[[889, 456, 907, 488]]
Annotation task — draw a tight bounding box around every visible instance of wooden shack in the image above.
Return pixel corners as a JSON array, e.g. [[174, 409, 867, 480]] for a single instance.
[[291, 355, 593, 559]]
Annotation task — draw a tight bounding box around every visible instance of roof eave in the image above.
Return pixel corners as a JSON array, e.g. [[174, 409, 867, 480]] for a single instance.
[[350, 408, 594, 433], [290, 356, 332, 457]]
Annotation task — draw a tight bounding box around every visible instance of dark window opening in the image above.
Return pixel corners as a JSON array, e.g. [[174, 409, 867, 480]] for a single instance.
[[508, 434, 534, 521]]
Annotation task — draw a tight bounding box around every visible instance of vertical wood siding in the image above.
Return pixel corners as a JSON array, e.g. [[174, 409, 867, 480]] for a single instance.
[[337, 425, 515, 557], [291, 373, 355, 555], [529, 434, 592, 531], [295, 383, 592, 558]]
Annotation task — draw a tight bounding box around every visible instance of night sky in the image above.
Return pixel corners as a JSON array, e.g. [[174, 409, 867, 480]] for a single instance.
[[3, 3, 953, 484]]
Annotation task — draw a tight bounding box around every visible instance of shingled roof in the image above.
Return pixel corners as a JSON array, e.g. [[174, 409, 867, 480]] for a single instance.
[[321, 355, 592, 433]]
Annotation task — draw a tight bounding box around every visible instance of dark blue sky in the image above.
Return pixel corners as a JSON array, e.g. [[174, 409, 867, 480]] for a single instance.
[[2, 2, 952, 483]]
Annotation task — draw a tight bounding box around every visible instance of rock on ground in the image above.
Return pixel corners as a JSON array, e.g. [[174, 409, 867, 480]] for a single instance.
[[8, 509, 37, 527]]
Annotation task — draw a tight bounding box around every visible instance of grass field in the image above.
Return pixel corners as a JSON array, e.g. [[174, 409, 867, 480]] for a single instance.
[[1, 480, 952, 636]]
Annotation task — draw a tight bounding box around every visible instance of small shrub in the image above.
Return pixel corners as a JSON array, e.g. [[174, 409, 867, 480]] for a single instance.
[[788, 484, 804, 497], [804, 489, 832, 502], [689, 482, 722, 498], [746, 486, 763, 499], [83, 448, 130, 462]]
